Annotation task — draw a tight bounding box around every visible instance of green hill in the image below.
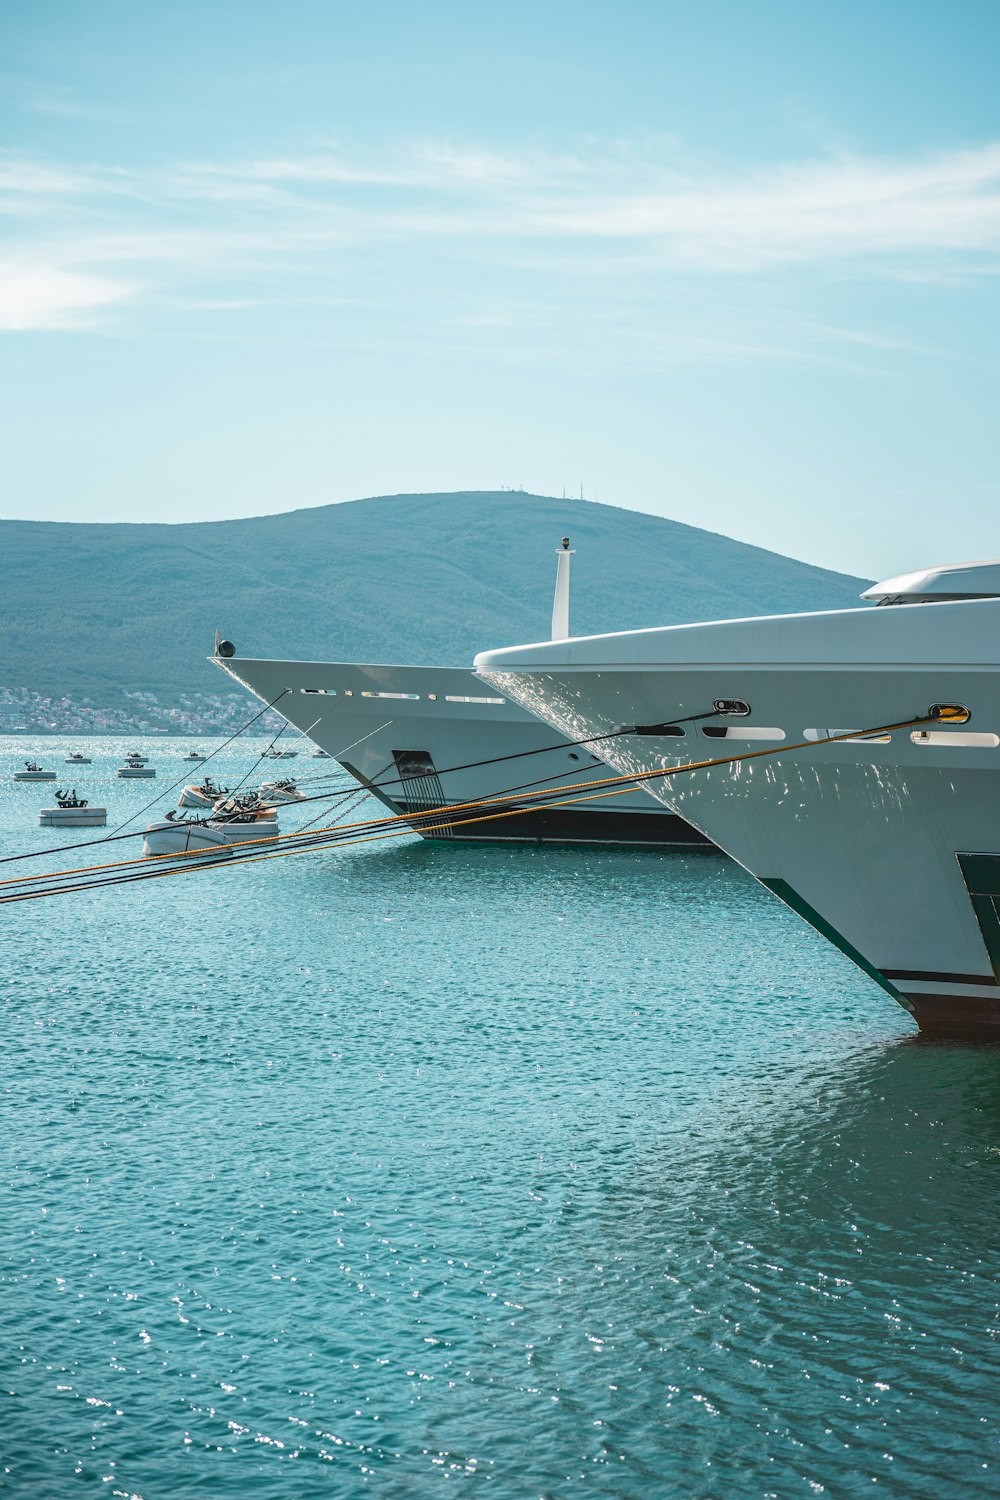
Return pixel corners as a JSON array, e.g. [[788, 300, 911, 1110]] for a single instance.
[[2, 491, 867, 706]]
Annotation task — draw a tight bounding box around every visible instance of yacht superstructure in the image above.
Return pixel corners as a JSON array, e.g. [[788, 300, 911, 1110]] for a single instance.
[[475, 560, 1000, 1035]]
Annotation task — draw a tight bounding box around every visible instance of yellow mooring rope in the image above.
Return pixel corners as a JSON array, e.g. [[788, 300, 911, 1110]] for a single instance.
[[0, 709, 952, 905]]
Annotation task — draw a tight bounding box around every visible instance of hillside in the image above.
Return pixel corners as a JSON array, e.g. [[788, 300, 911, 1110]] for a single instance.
[[2, 491, 867, 709]]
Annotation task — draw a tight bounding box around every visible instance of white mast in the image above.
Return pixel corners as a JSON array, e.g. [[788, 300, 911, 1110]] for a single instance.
[[551, 536, 575, 640]]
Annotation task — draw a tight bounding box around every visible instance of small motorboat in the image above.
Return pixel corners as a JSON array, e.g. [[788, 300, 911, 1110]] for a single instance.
[[211, 791, 277, 820], [13, 761, 57, 781], [259, 778, 306, 804], [262, 748, 298, 759], [117, 758, 156, 778], [311, 748, 332, 758], [65, 751, 92, 765], [181, 750, 206, 762], [39, 790, 107, 827], [124, 749, 149, 762], [178, 777, 229, 809], [143, 805, 279, 857]]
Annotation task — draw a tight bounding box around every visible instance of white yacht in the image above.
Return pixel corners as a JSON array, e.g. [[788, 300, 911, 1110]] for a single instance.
[[210, 543, 706, 848], [475, 559, 1000, 1036]]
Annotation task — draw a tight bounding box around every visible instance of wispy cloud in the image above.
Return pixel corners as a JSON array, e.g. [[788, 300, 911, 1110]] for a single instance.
[[0, 263, 134, 330], [163, 138, 1000, 265], [4, 137, 1000, 336]]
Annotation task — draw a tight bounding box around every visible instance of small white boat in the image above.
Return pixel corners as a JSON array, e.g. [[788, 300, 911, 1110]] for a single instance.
[[181, 750, 206, 762], [13, 761, 57, 782], [143, 809, 279, 857], [117, 760, 156, 779], [312, 748, 332, 758], [40, 792, 106, 827], [263, 748, 298, 759], [179, 778, 229, 809], [65, 752, 92, 765], [259, 779, 306, 804], [124, 749, 149, 762]]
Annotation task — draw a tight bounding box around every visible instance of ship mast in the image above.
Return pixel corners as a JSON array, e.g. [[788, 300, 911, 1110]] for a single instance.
[[551, 537, 574, 641]]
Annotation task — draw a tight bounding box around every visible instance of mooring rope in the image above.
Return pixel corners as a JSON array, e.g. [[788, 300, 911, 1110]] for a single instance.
[[106, 689, 292, 836], [0, 710, 947, 906]]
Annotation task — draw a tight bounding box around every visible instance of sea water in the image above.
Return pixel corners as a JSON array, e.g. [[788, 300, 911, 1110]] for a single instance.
[[2, 737, 999, 1498]]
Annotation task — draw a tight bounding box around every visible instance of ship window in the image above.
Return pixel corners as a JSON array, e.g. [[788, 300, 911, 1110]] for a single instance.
[[702, 726, 785, 741], [445, 695, 505, 704], [804, 728, 891, 744], [301, 687, 335, 695], [361, 691, 420, 700], [427, 694, 437, 701], [911, 730, 1000, 747]]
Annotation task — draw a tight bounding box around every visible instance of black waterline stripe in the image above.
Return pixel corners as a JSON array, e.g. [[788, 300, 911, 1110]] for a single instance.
[[883, 969, 999, 987]]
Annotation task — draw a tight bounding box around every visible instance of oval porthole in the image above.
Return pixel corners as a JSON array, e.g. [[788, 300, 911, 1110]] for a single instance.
[[928, 703, 971, 724], [713, 699, 750, 717]]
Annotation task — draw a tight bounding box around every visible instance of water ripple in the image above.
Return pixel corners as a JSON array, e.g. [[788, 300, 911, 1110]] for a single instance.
[[1, 738, 998, 1496]]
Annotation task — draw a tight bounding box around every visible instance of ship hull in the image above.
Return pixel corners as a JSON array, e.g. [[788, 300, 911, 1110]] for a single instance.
[[476, 596, 1000, 1035], [213, 657, 707, 848]]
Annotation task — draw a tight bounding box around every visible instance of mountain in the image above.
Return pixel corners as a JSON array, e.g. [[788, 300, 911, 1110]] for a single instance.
[[2, 491, 867, 708]]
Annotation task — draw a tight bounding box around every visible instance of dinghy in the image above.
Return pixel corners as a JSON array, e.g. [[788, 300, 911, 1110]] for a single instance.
[[13, 761, 57, 781], [178, 777, 229, 809], [117, 759, 156, 779], [39, 791, 107, 827], [259, 778, 306, 804], [143, 805, 279, 857]]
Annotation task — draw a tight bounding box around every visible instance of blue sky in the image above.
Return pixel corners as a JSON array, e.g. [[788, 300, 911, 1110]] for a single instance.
[[1, 0, 999, 577]]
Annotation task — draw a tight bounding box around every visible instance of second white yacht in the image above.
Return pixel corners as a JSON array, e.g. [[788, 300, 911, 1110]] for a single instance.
[[210, 542, 708, 848]]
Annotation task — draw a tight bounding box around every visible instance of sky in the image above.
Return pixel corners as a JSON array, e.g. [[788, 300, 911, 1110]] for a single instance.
[[1, 0, 999, 578]]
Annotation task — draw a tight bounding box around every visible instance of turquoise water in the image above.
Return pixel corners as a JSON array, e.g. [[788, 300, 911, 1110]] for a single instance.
[[3, 738, 1000, 1498]]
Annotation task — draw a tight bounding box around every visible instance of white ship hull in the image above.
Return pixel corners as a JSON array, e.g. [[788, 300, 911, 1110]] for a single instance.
[[476, 595, 1000, 1035], [213, 657, 707, 848]]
